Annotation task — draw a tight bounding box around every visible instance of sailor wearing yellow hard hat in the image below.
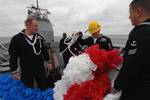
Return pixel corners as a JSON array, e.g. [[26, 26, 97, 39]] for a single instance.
[[84, 20, 113, 50]]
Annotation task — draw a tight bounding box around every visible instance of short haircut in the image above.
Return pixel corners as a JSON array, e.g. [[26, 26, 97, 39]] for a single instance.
[[130, 0, 150, 13], [78, 31, 83, 35], [63, 33, 67, 37], [24, 17, 36, 26]]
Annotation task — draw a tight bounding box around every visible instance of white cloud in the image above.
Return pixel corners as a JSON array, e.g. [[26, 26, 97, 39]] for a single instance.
[[0, 0, 133, 37]]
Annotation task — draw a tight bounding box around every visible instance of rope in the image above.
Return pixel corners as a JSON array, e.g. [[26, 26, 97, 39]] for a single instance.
[[25, 34, 42, 55], [60, 33, 79, 56]]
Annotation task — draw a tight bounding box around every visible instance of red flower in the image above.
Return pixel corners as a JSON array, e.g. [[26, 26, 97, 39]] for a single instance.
[[64, 45, 122, 100], [64, 74, 111, 100]]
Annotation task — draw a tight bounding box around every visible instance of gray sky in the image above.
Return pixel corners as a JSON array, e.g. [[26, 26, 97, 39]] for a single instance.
[[0, 0, 133, 37]]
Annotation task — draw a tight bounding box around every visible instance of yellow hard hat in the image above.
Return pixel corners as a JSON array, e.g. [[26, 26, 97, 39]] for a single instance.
[[88, 21, 101, 34]]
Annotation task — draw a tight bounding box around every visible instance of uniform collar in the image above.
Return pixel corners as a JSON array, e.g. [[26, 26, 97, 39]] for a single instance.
[[143, 18, 150, 23], [20, 29, 37, 43]]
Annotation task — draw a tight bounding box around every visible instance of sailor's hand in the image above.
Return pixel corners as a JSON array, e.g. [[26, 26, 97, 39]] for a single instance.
[[47, 63, 53, 71], [12, 72, 20, 80]]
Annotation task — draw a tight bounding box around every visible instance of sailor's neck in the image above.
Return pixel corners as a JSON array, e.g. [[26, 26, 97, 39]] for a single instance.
[[24, 29, 34, 36], [92, 34, 103, 39]]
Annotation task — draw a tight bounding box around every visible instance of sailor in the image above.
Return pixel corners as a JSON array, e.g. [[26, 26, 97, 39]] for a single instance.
[[60, 31, 85, 68], [59, 33, 67, 52], [84, 21, 113, 50], [113, 0, 150, 99], [9, 17, 52, 90], [59, 33, 68, 66], [69, 31, 85, 55]]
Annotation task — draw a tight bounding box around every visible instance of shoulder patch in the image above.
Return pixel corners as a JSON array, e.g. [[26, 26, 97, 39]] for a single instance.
[[130, 40, 137, 47], [128, 49, 137, 55]]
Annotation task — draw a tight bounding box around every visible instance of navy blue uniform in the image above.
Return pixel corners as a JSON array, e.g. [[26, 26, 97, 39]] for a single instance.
[[63, 36, 85, 67], [9, 30, 51, 89], [114, 19, 150, 100], [84, 35, 113, 50]]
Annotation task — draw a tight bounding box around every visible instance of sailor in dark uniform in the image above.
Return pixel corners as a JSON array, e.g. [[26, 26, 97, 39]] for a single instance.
[[84, 21, 113, 50], [62, 31, 85, 67], [69, 31, 85, 54], [9, 17, 52, 90], [59, 33, 69, 67], [113, 0, 150, 99], [59, 33, 67, 53]]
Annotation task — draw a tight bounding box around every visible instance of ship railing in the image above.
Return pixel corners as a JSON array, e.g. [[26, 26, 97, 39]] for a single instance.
[[0, 44, 8, 52], [0, 55, 8, 61], [113, 44, 125, 71], [113, 44, 125, 56]]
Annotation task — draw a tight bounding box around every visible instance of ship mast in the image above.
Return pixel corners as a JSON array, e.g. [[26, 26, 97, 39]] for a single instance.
[[36, 0, 39, 9]]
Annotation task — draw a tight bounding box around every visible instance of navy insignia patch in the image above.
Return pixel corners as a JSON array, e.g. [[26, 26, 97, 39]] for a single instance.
[[130, 41, 137, 47], [128, 49, 137, 55]]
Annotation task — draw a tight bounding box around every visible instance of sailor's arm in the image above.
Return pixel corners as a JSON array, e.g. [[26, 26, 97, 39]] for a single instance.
[[41, 38, 52, 62], [114, 54, 141, 91], [8, 36, 20, 74], [40, 36, 52, 71], [43, 43, 53, 70]]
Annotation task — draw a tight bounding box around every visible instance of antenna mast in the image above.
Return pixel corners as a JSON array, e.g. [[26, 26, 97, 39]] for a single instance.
[[36, 0, 39, 9]]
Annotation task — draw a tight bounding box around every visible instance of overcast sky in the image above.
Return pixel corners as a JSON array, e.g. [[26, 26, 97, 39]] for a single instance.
[[0, 0, 133, 37]]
